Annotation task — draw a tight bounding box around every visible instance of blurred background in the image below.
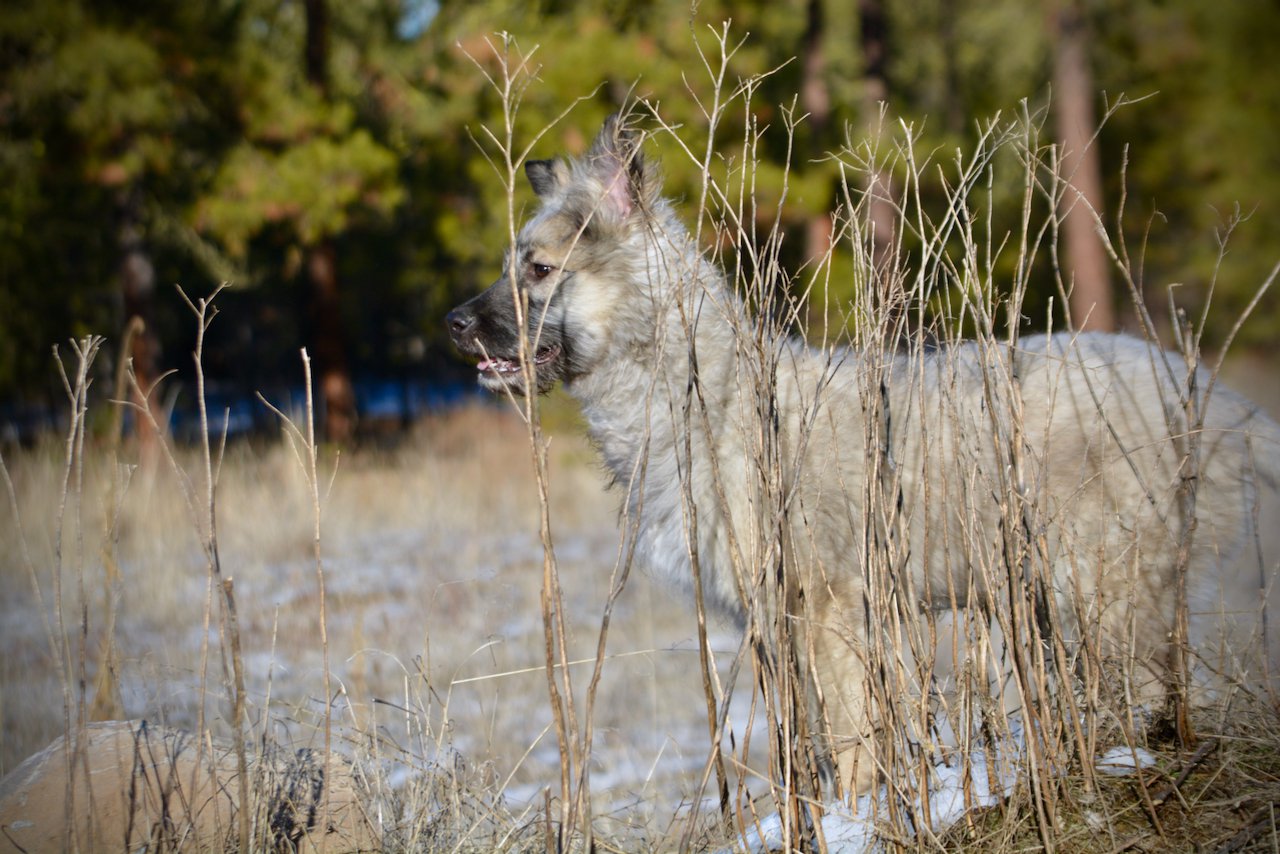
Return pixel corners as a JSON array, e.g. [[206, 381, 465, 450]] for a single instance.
[[3, 5, 1280, 841], [2, 0, 1277, 444]]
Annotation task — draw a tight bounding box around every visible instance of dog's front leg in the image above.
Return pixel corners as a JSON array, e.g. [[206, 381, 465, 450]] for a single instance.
[[807, 609, 879, 802]]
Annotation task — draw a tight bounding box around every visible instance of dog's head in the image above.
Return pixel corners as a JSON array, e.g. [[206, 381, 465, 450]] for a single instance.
[[447, 115, 657, 396]]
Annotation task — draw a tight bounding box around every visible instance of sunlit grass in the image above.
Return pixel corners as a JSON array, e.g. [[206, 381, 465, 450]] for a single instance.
[[0, 396, 742, 848]]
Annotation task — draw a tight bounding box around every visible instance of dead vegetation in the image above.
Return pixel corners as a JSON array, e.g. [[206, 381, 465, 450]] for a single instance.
[[2, 31, 1280, 854]]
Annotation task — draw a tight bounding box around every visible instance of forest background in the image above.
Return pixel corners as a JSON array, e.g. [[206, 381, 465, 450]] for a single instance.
[[2, 0, 1278, 442]]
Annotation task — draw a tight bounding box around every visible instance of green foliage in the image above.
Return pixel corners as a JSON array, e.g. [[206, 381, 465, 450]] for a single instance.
[[201, 130, 404, 256], [0, 0, 241, 398], [194, 1, 406, 258], [1097, 0, 1280, 341], [0, 0, 1276, 405]]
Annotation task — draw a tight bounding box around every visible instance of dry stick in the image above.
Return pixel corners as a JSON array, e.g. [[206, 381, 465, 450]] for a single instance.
[[548, 112, 661, 848], [1042, 171, 1183, 778], [995, 195, 1062, 853], [112, 337, 249, 847], [300, 349, 334, 836], [475, 36, 581, 848], [1037, 109, 1184, 839], [1020, 127, 1095, 799], [666, 33, 740, 844], [69, 341, 96, 851], [874, 127, 945, 841], [49, 338, 102, 853], [90, 321, 144, 725], [696, 41, 814, 839], [1061, 130, 1202, 756], [1168, 306, 1201, 749], [633, 97, 741, 849], [116, 359, 215, 842], [1024, 128, 1086, 849], [699, 89, 845, 844], [763, 108, 831, 847], [847, 127, 948, 841], [468, 75, 622, 847], [791, 148, 860, 846], [50, 343, 79, 853], [1211, 801, 1280, 854], [835, 138, 914, 834], [178, 285, 251, 851], [525, 178, 580, 854], [873, 134, 930, 837], [1018, 120, 1100, 834], [121, 284, 247, 848], [919, 114, 1067, 847], [1149, 737, 1217, 807], [1103, 202, 1277, 748], [256, 358, 339, 839], [680, 251, 759, 843]]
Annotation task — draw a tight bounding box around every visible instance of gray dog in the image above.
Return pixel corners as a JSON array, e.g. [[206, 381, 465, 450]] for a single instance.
[[448, 115, 1280, 798]]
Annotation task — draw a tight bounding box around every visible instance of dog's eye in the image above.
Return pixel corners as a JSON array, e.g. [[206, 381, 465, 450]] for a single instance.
[[530, 263, 553, 280]]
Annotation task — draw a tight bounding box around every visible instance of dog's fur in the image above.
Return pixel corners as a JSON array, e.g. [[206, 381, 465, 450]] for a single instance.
[[449, 116, 1280, 797]]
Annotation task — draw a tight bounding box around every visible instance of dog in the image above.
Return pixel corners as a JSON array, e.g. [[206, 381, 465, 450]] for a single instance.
[[448, 115, 1280, 799]]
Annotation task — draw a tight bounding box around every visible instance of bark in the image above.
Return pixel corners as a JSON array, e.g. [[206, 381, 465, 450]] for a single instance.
[[116, 189, 160, 455], [303, 0, 356, 443], [1053, 1, 1116, 332], [858, 0, 898, 285], [859, 0, 889, 104], [802, 0, 834, 280], [940, 0, 965, 136], [307, 241, 357, 443], [304, 0, 330, 96]]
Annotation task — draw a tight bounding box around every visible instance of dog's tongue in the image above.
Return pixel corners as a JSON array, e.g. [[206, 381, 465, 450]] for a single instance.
[[478, 346, 558, 374], [478, 357, 519, 374]]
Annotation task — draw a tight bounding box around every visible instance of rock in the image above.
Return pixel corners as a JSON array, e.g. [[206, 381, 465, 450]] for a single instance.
[[0, 720, 379, 852]]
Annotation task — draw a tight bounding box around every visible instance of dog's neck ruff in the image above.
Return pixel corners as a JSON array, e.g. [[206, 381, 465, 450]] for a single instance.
[[564, 209, 750, 613]]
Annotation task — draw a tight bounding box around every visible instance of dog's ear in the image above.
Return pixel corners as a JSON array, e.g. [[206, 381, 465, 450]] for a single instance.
[[526, 159, 566, 198], [586, 113, 647, 221]]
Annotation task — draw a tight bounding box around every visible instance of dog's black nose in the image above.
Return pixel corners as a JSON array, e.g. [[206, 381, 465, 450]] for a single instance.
[[447, 306, 476, 341]]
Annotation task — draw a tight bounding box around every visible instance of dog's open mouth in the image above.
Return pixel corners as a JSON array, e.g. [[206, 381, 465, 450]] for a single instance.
[[477, 344, 562, 377]]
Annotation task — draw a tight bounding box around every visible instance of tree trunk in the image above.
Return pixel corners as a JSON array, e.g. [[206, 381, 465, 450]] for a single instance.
[[304, 0, 330, 96], [1052, 1, 1115, 332], [858, 0, 897, 286], [852, 0, 900, 352], [116, 189, 160, 455], [303, 0, 356, 442], [307, 241, 357, 443], [940, 0, 965, 136], [802, 0, 833, 269], [801, 0, 835, 335]]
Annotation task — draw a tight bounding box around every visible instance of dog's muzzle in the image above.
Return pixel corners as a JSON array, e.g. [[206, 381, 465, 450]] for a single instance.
[[446, 304, 479, 351]]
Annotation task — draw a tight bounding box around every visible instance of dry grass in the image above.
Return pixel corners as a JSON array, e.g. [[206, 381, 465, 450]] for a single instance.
[[4, 30, 1280, 854], [937, 719, 1280, 853], [448, 30, 1280, 853], [0, 390, 746, 849], [2, 382, 1277, 850]]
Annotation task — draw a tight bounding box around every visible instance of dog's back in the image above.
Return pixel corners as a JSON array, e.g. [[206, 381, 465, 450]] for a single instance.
[[778, 331, 1280, 700]]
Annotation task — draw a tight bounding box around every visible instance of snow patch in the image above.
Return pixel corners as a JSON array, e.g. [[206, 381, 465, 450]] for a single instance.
[[732, 721, 1159, 853], [1095, 745, 1157, 776]]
